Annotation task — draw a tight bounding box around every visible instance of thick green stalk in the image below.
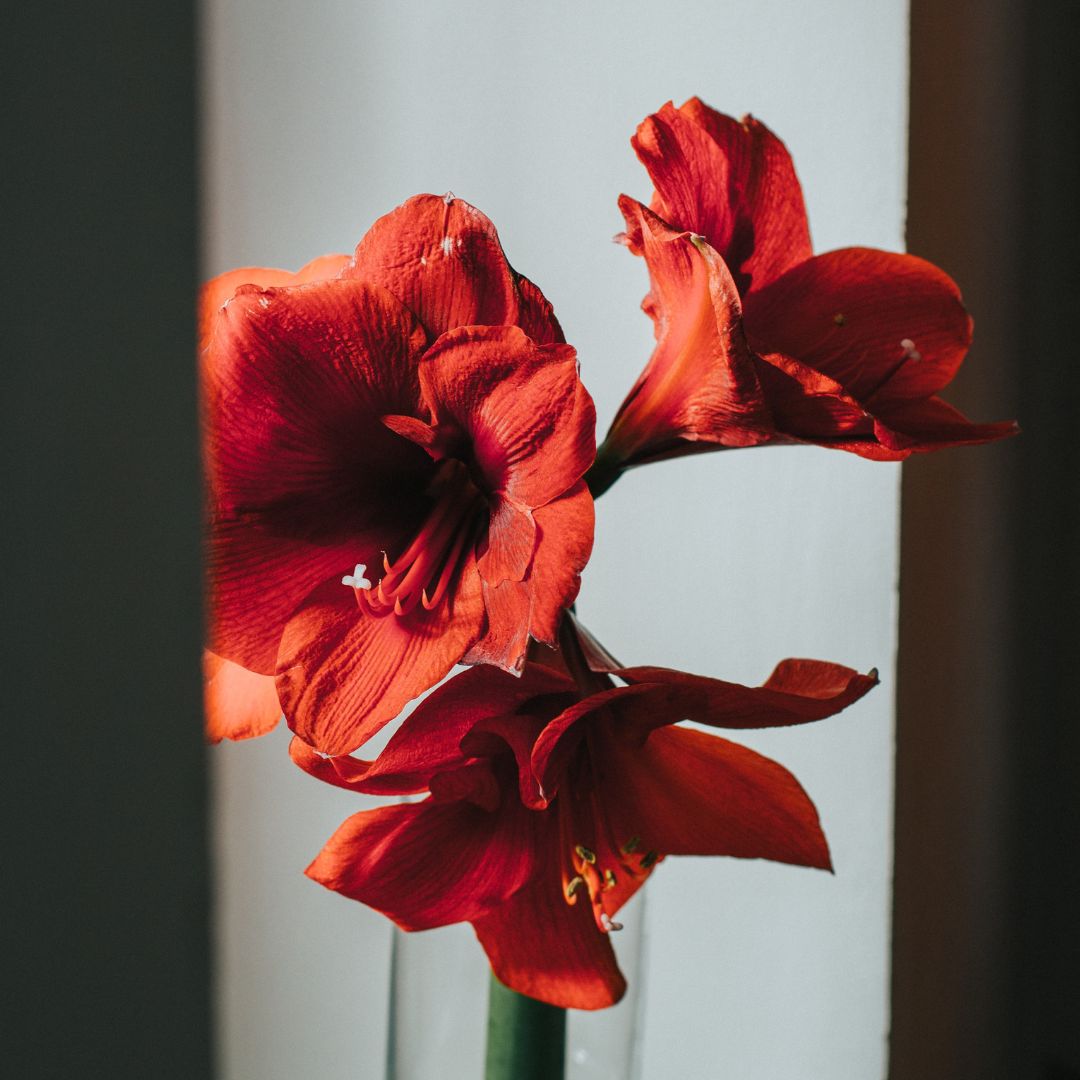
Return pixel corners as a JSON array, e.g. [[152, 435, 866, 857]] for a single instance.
[[484, 973, 565, 1080]]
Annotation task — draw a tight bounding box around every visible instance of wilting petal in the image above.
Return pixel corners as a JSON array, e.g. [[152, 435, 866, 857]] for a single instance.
[[419, 325, 596, 508], [203, 651, 281, 743], [343, 194, 561, 343], [602, 199, 772, 469], [199, 254, 349, 350], [602, 725, 831, 870], [631, 100, 812, 295], [473, 840, 627, 1010], [306, 796, 539, 931], [743, 248, 973, 407], [276, 558, 486, 755]]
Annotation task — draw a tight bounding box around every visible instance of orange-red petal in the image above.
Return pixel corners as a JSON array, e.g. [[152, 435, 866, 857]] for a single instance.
[[472, 840, 627, 1010], [419, 325, 596, 508], [203, 650, 281, 743], [602, 725, 832, 870], [275, 556, 486, 755], [343, 194, 561, 343], [602, 199, 772, 469], [631, 100, 812, 295], [306, 796, 539, 931]]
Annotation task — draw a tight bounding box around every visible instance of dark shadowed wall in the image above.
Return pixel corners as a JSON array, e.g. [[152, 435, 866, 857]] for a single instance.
[[894, 2, 1080, 1078], [4, 3, 208, 1078]]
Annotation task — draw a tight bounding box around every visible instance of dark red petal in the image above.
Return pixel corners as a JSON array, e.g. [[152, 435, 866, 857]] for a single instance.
[[613, 660, 878, 734], [203, 651, 281, 743], [419, 325, 596, 508], [744, 248, 974, 407], [631, 100, 812, 294], [275, 558, 486, 756], [472, 840, 627, 1010], [199, 254, 349, 351], [602, 725, 831, 870], [306, 796, 538, 931], [342, 194, 561, 342], [602, 199, 772, 470], [204, 279, 432, 670], [873, 395, 1019, 453]]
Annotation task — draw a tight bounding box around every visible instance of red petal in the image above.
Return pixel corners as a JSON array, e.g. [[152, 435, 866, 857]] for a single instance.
[[631, 100, 812, 294], [478, 495, 536, 586], [306, 796, 539, 931], [199, 254, 349, 350], [290, 665, 570, 796], [744, 248, 974, 408], [465, 481, 594, 668], [602, 199, 772, 469], [873, 395, 1019, 453], [525, 482, 594, 646], [602, 725, 832, 870], [343, 194, 561, 342], [614, 659, 879, 733], [203, 651, 281, 743], [204, 279, 434, 670], [275, 558, 486, 755], [419, 325, 596, 508], [472, 840, 627, 1010]]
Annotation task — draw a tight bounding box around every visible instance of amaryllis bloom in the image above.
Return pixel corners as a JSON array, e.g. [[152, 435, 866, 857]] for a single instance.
[[203, 195, 595, 755], [594, 99, 1017, 481], [293, 623, 877, 1008]]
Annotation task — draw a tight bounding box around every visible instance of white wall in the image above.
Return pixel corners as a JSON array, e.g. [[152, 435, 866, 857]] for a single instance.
[[204, 2, 907, 1077]]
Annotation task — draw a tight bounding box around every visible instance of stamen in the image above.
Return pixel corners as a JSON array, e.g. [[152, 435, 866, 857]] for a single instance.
[[900, 337, 922, 362], [341, 563, 372, 590], [640, 850, 659, 870], [603, 869, 617, 889], [833, 313, 846, 326], [620, 836, 641, 855], [600, 913, 623, 933], [574, 845, 597, 865], [565, 875, 585, 900]]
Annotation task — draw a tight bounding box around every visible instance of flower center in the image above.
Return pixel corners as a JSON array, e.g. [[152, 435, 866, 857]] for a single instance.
[[561, 832, 660, 935], [343, 459, 485, 618]]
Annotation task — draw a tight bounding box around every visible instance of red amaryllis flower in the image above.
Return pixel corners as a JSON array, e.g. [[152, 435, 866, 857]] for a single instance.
[[203, 195, 595, 755], [293, 625, 877, 1008], [595, 99, 1017, 480]]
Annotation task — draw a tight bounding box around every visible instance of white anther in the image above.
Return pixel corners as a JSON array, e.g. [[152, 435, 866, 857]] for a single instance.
[[600, 913, 623, 933], [341, 563, 372, 590], [443, 191, 456, 204], [900, 338, 922, 362], [440, 236, 454, 256], [419, 255, 427, 266]]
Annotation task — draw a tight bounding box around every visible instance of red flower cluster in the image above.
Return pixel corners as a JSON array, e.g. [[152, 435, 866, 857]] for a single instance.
[[202, 100, 1014, 1011], [203, 195, 594, 754], [594, 99, 1017, 482], [293, 619, 876, 1008]]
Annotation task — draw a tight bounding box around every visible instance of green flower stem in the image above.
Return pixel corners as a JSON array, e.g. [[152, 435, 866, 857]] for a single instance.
[[584, 446, 623, 499], [484, 973, 566, 1080]]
